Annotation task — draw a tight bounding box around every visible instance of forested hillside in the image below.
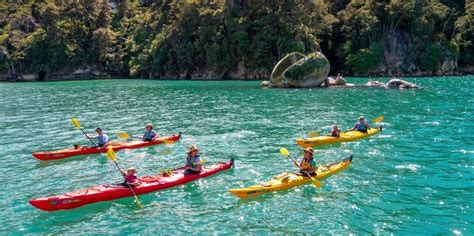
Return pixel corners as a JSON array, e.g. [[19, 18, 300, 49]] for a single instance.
[[1, 0, 472, 80]]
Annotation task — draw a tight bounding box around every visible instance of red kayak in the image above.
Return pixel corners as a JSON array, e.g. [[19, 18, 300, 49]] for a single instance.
[[30, 159, 234, 211], [32, 133, 181, 161]]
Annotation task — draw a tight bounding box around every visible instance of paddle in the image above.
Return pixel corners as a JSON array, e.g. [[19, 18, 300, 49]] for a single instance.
[[71, 117, 96, 146], [308, 131, 318, 137], [118, 133, 137, 139], [279, 148, 322, 188], [118, 132, 176, 144], [106, 148, 143, 208], [372, 116, 384, 123]]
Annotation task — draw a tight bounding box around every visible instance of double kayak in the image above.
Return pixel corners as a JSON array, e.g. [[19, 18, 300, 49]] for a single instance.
[[228, 156, 352, 198], [32, 133, 181, 161], [295, 127, 381, 148], [30, 159, 234, 211]]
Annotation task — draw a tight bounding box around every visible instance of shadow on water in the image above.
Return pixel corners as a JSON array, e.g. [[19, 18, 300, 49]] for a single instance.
[[34, 154, 109, 168]]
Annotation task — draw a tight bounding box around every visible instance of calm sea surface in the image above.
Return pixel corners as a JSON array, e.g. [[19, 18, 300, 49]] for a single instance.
[[0, 76, 472, 234]]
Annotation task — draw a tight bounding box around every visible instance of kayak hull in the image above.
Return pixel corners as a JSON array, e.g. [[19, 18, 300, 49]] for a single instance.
[[32, 133, 181, 161], [228, 156, 352, 198], [295, 127, 381, 148], [30, 159, 234, 211]]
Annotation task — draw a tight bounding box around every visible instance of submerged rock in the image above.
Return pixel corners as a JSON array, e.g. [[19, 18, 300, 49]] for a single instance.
[[386, 78, 419, 89], [367, 78, 419, 89], [270, 51, 330, 88]]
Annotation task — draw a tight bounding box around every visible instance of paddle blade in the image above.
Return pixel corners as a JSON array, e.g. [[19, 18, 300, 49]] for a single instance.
[[134, 195, 143, 208], [159, 148, 173, 155], [118, 133, 130, 139], [279, 148, 289, 157], [312, 178, 322, 188], [106, 148, 116, 161], [308, 131, 318, 137], [71, 117, 81, 129], [372, 116, 384, 123], [163, 139, 175, 145]]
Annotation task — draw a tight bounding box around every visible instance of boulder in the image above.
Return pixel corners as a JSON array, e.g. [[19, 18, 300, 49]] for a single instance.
[[366, 80, 386, 87], [386, 78, 419, 89], [260, 80, 270, 87], [334, 75, 346, 85], [270, 51, 330, 88], [367, 78, 419, 89]]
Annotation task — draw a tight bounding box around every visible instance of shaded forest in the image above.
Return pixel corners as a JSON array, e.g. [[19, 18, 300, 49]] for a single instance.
[[1, 0, 473, 80]]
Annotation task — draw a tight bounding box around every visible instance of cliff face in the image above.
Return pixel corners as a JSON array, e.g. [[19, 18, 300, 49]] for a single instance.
[[372, 31, 460, 76]]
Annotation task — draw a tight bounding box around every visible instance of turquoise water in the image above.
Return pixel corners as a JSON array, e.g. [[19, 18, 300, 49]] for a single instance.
[[0, 77, 473, 234]]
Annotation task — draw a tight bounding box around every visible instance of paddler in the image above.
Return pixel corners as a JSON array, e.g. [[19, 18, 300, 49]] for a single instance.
[[121, 167, 140, 187], [298, 147, 317, 176], [87, 127, 109, 148], [350, 116, 370, 133], [142, 123, 159, 141], [331, 125, 341, 137], [184, 144, 203, 174]]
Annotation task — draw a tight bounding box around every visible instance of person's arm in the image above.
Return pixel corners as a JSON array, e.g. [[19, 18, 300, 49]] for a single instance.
[[366, 122, 371, 130], [151, 130, 159, 139], [102, 135, 110, 147], [129, 178, 140, 186]]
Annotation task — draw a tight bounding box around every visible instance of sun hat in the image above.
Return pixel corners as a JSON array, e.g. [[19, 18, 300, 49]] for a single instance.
[[303, 147, 314, 154], [187, 144, 199, 153]]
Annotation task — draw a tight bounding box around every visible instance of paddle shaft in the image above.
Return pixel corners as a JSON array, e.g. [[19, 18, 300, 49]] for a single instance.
[[79, 128, 97, 146], [111, 159, 142, 207]]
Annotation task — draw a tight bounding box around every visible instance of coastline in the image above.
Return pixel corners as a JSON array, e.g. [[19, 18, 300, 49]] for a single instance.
[[1, 72, 472, 83]]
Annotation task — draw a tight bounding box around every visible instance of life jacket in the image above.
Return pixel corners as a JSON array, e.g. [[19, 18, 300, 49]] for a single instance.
[[186, 155, 201, 168], [300, 159, 315, 172], [356, 122, 368, 132], [144, 130, 156, 140], [98, 134, 109, 146]]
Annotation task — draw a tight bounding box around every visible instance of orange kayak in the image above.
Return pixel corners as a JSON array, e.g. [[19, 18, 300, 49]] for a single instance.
[[32, 133, 181, 161]]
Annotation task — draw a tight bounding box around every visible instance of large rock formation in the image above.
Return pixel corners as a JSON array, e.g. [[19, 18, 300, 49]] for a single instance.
[[270, 51, 330, 88]]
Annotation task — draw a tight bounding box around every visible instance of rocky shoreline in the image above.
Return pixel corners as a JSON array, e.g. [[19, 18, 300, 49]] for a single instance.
[[0, 68, 472, 83]]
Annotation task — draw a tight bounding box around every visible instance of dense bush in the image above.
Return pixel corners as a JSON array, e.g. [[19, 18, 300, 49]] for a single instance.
[[0, 0, 472, 79]]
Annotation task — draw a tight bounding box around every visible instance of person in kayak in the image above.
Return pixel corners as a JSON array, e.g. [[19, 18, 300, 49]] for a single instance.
[[298, 147, 317, 176], [87, 127, 109, 148], [331, 125, 341, 137], [121, 167, 140, 187], [142, 123, 159, 141], [350, 116, 370, 133], [184, 144, 203, 174]]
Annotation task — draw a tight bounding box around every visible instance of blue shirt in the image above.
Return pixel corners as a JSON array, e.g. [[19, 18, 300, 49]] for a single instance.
[[143, 130, 158, 140], [97, 134, 109, 146], [354, 122, 368, 132]]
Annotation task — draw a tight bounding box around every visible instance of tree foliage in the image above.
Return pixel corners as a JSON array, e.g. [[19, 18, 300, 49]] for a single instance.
[[0, 0, 472, 79]]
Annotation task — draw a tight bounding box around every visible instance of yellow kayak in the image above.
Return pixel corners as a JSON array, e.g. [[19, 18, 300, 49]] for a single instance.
[[295, 127, 381, 148], [228, 156, 352, 198]]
